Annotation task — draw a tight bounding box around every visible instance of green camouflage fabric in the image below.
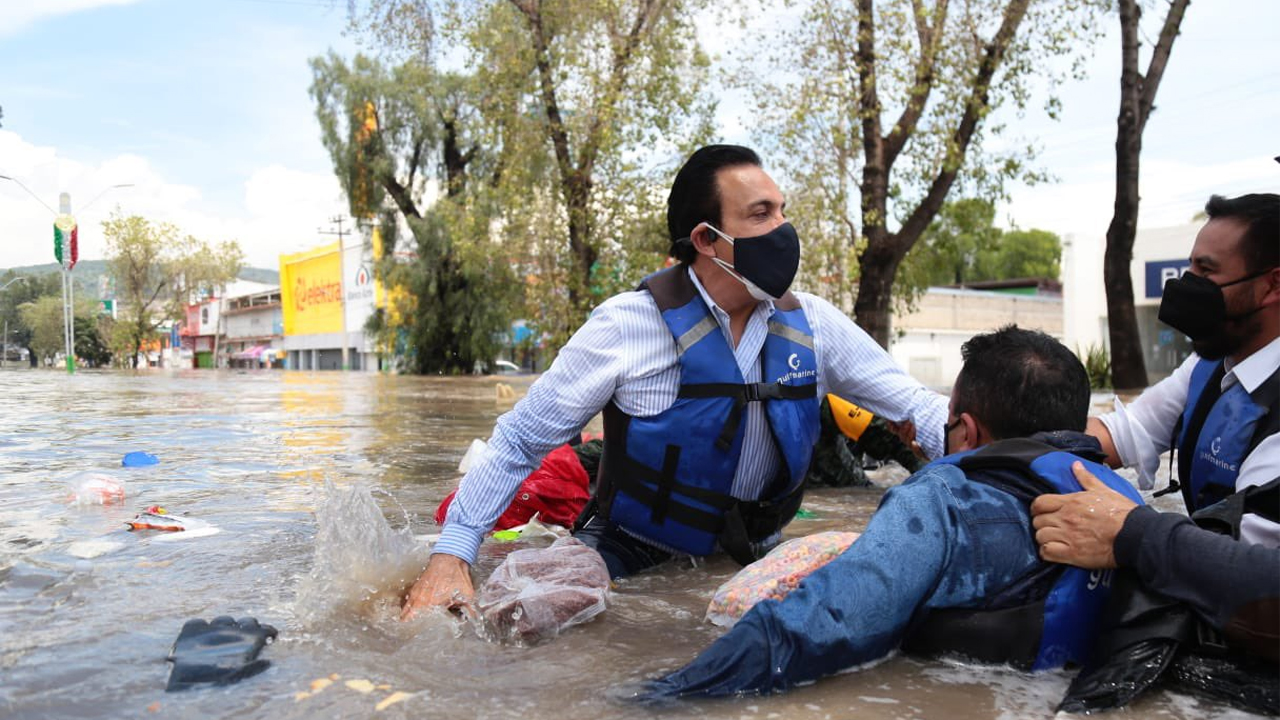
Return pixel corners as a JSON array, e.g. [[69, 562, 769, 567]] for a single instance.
[[804, 397, 922, 488]]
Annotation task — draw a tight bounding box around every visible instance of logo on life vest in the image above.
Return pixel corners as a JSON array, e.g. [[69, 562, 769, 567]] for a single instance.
[[1210, 436, 1222, 455], [788, 353, 801, 370]]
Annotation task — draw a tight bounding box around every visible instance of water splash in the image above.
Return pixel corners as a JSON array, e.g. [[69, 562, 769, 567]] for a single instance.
[[294, 481, 429, 626]]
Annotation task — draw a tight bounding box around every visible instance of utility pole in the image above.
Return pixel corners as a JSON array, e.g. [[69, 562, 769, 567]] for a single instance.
[[318, 216, 350, 371]]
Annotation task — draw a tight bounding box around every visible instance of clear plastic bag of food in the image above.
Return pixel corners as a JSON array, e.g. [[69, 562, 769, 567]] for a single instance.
[[706, 531, 860, 627], [65, 472, 126, 505], [477, 536, 610, 645]]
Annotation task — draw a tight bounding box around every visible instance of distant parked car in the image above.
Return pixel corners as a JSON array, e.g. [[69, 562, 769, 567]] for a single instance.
[[493, 360, 521, 375]]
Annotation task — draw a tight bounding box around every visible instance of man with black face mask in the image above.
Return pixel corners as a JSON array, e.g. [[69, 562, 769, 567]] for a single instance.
[[1080, 193, 1279, 545], [402, 145, 949, 619], [1028, 194, 1279, 713]]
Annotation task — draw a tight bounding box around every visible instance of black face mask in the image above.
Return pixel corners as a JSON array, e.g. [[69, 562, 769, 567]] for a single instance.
[[1158, 270, 1269, 341], [706, 221, 801, 301]]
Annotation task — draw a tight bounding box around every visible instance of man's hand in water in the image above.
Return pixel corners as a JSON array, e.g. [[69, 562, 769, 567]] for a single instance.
[[1031, 462, 1137, 570], [401, 553, 475, 621]]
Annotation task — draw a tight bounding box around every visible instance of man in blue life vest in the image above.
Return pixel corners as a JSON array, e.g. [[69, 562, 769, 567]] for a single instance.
[[401, 145, 949, 619], [634, 325, 1144, 699], [1082, 193, 1279, 545], [1030, 193, 1278, 714]]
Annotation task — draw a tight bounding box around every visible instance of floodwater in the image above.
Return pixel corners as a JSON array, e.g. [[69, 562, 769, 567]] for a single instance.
[[0, 368, 1261, 720]]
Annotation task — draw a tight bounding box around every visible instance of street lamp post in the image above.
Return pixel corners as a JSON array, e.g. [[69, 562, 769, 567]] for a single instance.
[[0, 176, 132, 374], [1, 276, 29, 370]]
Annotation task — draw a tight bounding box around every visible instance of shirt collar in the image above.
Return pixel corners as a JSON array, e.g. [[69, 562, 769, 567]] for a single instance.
[[1227, 335, 1280, 393], [686, 265, 775, 322]]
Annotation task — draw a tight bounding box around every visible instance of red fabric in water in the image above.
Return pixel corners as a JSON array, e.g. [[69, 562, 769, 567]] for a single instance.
[[435, 443, 591, 530]]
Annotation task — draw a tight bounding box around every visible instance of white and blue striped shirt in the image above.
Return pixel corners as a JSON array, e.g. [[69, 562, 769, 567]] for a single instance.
[[435, 268, 949, 563]]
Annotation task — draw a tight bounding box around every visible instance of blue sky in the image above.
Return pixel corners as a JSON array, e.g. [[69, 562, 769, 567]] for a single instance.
[[1, 0, 1277, 271]]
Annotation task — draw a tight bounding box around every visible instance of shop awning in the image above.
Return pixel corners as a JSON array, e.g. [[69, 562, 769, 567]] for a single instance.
[[232, 345, 269, 360]]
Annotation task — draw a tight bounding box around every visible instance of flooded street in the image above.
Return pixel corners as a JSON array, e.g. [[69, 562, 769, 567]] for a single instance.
[[0, 369, 1260, 720]]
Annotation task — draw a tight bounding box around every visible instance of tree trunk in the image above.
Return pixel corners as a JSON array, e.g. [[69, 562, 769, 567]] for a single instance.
[[853, 227, 900, 345], [564, 172, 597, 316], [1104, 0, 1191, 391], [852, 0, 1031, 349]]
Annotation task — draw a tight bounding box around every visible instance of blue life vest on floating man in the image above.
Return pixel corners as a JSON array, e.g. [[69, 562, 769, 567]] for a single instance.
[[905, 438, 1146, 671]]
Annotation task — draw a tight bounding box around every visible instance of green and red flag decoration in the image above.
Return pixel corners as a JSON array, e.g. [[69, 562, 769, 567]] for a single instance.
[[54, 214, 78, 270]]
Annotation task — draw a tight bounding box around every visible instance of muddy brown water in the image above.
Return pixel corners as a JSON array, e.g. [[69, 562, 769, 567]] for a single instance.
[[0, 369, 1258, 719]]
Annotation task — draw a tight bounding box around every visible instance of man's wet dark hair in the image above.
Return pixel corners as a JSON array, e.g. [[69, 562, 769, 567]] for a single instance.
[[1204, 193, 1279, 273], [666, 144, 762, 263], [952, 325, 1090, 440]]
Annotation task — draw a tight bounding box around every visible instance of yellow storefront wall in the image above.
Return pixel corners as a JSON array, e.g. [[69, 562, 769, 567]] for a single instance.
[[280, 242, 343, 336]]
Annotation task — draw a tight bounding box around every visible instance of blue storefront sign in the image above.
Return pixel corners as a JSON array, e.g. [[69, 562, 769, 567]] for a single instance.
[[1145, 259, 1190, 298]]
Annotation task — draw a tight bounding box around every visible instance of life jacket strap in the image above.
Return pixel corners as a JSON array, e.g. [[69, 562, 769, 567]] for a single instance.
[[679, 382, 817, 450], [717, 478, 807, 566]]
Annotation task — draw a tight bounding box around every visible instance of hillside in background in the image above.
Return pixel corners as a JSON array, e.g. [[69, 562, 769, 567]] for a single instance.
[[2, 260, 280, 296]]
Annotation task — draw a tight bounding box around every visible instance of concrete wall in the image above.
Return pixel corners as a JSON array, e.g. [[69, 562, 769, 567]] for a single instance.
[[889, 288, 1063, 389], [224, 304, 282, 341]]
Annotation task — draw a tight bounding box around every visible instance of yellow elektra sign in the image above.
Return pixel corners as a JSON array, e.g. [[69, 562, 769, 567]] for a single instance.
[[280, 242, 343, 336]]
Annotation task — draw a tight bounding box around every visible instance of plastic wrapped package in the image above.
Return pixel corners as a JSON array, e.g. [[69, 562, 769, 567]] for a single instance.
[[706, 531, 860, 627], [65, 472, 126, 505], [477, 536, 611, 645]]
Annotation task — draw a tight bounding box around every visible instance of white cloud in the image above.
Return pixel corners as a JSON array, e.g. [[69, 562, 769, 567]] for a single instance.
[[0, 130, 347, 273], [0, 0, 140, 38], [1001, 156, 1279, 237]]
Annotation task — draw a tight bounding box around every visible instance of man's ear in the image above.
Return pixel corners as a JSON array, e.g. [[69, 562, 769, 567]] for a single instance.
[[957, 412, 987, 452], [689, 223, 718, 257], [1260, 267, 1280, 307]]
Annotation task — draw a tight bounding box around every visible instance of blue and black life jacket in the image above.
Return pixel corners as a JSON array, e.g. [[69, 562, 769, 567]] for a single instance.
[[901, 437, 1145, 671], [591, 265, 820, 564], [1169, 358, 1280, 512]]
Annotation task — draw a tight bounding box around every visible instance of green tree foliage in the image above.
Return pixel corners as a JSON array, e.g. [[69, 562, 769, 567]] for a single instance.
[[346, 0, 716, 350], [310, 52, 518, 373], [991, 228, 1060, 281], [74, 314, 114, 367], [104, 214, 243, 368], [0, 272, 60, 365], [460, 0, 715, 338], [900, 199, 1060, 295], [741, 0, 1102, 345], [18, 294, 102, 366]]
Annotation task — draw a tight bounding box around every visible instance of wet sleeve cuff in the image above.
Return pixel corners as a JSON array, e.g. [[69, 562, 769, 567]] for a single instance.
[[432, 524, 484, 565]]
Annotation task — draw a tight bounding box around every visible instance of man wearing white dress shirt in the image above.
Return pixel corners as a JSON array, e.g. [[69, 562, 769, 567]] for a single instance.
[[402, 144, 949, 619], [1076, 193, 1279, 549], [1029, 195, 1279, 704]]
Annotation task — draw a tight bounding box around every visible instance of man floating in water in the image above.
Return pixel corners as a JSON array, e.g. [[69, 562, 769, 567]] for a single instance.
[[633, 326, 1143, 699]]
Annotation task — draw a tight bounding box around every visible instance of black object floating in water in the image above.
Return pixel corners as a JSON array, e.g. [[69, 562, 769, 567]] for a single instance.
[[165, 616, 278, 692]]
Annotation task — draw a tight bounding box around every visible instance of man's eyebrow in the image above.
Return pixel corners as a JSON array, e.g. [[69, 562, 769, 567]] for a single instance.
[[746, 199, 779, 212], [1191, 253, 1219, 268]]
